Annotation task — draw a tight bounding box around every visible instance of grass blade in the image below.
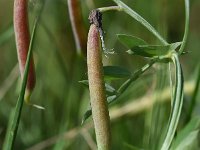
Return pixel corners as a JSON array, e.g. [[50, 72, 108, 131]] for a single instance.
[[160, 53, 184, 150], [112, 0, 168, 45], [171, 117, 200, 150], [2, 14, 40, 150], [186, 65, 200, 122]]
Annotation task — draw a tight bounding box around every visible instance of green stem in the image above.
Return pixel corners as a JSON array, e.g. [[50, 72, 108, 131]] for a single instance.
[[117, 59, 156, 94], [179, 0, 190, 54], [68, 0, 87, 56], [161, 53, 184, 150], [98, 6, 122, 12], [112, 0, 168, 45]]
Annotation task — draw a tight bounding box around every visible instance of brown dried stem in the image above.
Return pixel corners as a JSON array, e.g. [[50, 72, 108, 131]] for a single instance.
[[68, 0, 87, 56]]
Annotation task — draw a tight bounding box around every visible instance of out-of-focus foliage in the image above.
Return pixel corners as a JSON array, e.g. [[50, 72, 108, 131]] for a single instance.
[[0, 0, 200, 149]]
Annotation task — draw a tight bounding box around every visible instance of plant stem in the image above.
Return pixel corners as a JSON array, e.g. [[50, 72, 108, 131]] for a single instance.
[[68, 0, 87, 56], [161, 52, 184, 150], [117, 59, 156, 94], [178, 0, 190, 54], [112, 0, 168, 45], [98, 6, 122, 12], [87, 23, 111, 150]]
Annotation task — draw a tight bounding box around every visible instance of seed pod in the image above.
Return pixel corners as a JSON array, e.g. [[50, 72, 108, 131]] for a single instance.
[[14, 0, 36, 102], [68, 0, 87, 56], [87, 23, 111, 150]]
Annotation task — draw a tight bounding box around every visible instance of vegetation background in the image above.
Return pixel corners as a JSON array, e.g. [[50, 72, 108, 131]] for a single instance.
[[0, 0, 200, 149]]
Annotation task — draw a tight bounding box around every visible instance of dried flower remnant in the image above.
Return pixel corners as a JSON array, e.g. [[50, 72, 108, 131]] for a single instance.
[[89, 10, 114, 55]]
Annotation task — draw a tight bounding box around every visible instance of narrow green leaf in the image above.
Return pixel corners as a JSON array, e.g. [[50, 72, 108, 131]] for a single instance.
[[126, 42, 181, 58], [2, 3, 44, 149], [112, 0, 168, 45], [161, 53, 184, 150], [117, 34, 147, 48], [2, 19, 39, 150], [103, 66, 131, 80], [82, 109, 92, 124], [174, 131, 199, 150], [117, 34, 181, 58], [171, 117, 200, 150]]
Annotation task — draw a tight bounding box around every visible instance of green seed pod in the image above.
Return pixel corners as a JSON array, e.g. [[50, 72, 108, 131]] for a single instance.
[[87, 23, 111, 150]]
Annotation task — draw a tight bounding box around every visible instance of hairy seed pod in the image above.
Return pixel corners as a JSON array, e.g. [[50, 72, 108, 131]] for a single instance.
[[87, 24, 111, 150], [14, 0, 36, 101], [68, 0, 87, 56]]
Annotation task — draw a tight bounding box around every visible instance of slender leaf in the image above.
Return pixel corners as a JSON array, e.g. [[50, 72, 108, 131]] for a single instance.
[[118, 34, 181, 58], [171, 117, 200, 150], [117, 34, 147, 48], [112, 0, 168, 45], [2, 3, 44, 149], [174, 131, 199, 150], [2, 18, 39, 150], [127, 43, 181, 58], [160, 53, 184, 150], [103, 66, 131, 80]]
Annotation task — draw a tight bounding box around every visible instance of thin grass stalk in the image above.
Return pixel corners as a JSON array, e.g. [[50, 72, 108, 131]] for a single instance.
[[179, 0, 190, 54], [161, 53, 184, 150], [2, 16, 39, 150], [68, 0, 87, 56]]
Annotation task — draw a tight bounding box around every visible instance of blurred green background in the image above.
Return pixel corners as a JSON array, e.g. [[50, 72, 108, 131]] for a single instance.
[[0, 0, 200, 149]]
